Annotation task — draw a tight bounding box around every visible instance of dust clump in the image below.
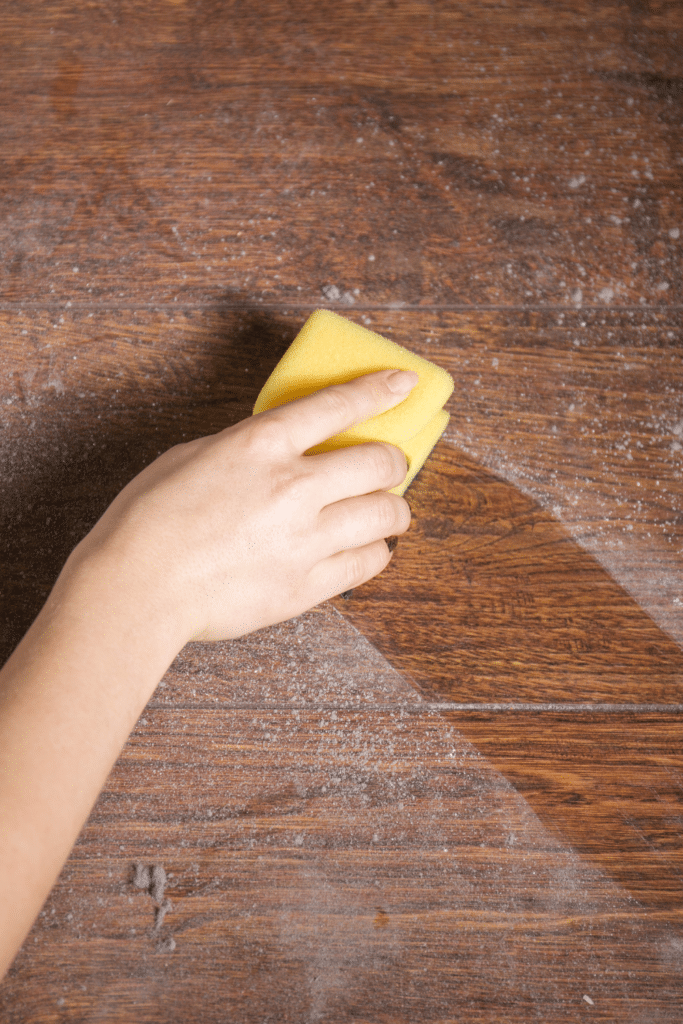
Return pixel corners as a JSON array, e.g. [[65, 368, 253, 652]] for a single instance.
[[131, 861, 175, 950]]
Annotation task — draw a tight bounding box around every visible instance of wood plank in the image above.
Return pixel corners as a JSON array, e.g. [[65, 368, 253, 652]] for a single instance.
[[443, 710, 683, 909], [338, 441, 683, 705], [3, 308, 682, 682], [415, 308, 683, 647], [1, 0, 682, 1020], [0, 2, 681, 308], [3, 705, 682, 1023], [160, 608, 422, 708]]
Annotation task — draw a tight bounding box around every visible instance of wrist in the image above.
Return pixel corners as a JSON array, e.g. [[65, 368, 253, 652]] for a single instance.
[[61, 533, 191, 666]]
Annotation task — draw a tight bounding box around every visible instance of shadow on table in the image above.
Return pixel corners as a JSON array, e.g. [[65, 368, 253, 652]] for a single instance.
[[0, 298, 295, 665]]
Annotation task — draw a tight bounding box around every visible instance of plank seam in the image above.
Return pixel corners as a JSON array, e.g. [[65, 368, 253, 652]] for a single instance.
[[146, 702, 683, 712], [1, 303, 682, 313]]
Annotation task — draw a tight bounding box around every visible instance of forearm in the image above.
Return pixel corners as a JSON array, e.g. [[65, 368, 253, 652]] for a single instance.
[[0, 544, 183, 976], [0, 369, 415, 978]]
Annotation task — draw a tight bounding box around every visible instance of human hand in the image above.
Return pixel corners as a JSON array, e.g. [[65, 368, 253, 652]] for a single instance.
[[71, 369, 418, 645], [0, 367, 417, 977]]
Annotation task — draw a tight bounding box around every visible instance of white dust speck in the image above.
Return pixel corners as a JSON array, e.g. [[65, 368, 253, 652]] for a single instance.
[[321, 284, 355, 305], [582, 994, 594, 1005], [669, 227, 680, 240], [568, 174, 586, 189], [571, 287, 583, 306], [598, 287, 614, 302]]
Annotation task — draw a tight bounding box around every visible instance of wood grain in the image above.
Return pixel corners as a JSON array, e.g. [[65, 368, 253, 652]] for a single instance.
[[441, 711, 683, 908], [337, 440, 683, 704], [3, 701, 682, 1023], [3, 308, 683, 663], [0, 1, 681, 308], [2, 0, 683, 1019]]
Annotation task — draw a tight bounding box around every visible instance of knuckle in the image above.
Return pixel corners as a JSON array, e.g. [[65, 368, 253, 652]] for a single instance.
[[269, 464, 309, 504], [383, 443, 408, 485], [344, 549, 372, 590], [370, 539, 392, 577], [366, 443, 400, 484], [321, 386, 354, 422], [344, 540, 390, 591], [168, 439, 193, 456], [377, 444, 399, 480], [243, 412, 291, 454], [394, 446, 409, 482], [375, 493, 399, 532], [374, 493, 411, 535], [156, 439, 196, 468]]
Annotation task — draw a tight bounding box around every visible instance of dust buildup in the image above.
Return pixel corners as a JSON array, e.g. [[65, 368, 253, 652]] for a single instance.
[[150, 863, 167, 904], [156, 605, 423, 707], [132, 862, 152, 889], [131, 861, 174, 950], [154, 898, 172, 933]]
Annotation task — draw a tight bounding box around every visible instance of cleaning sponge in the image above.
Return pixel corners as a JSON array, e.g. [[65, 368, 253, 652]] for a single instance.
[[252, 309, 453, 495]]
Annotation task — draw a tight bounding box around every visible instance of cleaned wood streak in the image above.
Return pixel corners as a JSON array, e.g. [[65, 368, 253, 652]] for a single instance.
[[440, 712, 683, 909], [338, 442, 683, 704], [1, 0, 682, 1020]]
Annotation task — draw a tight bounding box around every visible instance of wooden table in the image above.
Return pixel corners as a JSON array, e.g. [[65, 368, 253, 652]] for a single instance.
[[1, 1, 682, 1020]]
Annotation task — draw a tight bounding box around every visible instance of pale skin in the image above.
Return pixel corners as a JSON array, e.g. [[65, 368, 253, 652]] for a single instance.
[[0, 367, 418, 978]]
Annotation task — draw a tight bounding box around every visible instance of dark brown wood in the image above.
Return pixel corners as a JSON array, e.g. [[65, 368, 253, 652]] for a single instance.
[[3, 308, 683, 668], [419, 309, 683, 649], [338, 438, 683, 704], [440, 711, 683, 909], [3, 697, 682, 1023], [2, 0, 683, 1020], [0, 2, 681, 309]]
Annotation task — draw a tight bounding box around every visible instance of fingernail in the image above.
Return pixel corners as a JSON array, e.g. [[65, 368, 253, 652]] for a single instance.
[[385, 536, 398, 553], [386, 369, 419, 394]]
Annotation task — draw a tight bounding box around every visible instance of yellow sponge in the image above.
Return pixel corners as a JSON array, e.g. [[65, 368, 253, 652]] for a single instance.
[[400, 408, 450, 493], [252, 309, 453, 495]]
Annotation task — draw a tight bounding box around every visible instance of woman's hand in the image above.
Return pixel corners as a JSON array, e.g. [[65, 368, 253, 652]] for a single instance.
[[0, 368, 417, 978], [70, 368, 417, 644]]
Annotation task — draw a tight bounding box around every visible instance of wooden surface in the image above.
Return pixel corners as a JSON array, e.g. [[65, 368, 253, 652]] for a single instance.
[[1, 0, 683, 1020]]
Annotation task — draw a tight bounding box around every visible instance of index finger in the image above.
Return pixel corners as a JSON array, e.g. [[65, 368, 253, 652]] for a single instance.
[[257, 369, 419, 454]]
